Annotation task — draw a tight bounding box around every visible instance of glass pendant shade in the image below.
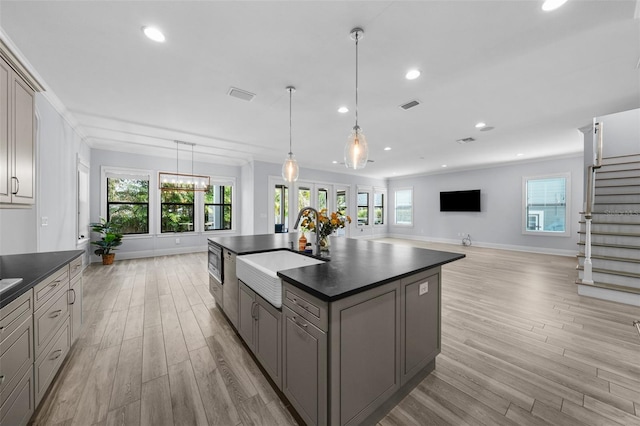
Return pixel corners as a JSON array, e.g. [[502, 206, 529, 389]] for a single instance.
[[344, 126, 369, 170], [282, 153, 299, 182]]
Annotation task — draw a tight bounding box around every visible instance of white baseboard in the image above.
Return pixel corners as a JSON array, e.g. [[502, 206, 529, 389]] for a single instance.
[[91, 245, 207, 263], [385, 233, 577, 257]]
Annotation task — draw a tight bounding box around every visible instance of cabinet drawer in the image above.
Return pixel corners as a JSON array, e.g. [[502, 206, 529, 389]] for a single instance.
[[35, 317, 70, 405], [34, 284, 69, 357], [0, 290, 32, 343], [283, 283, 328, 332], [34, 266, 68, 310], [69, 256, 82, 279], [209, 275, 223, 308], [0, 365, 34, 426], [0, 315, 32, 406]]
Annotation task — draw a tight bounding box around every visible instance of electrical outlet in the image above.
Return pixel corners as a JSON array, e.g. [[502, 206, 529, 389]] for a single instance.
[[175, 238, 180, 244], [41, 216, 48, 226], [419, 282, 429, 295]]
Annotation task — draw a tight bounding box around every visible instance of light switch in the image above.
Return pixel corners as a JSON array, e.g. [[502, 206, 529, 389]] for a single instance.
[[419, 282, 428, 295]]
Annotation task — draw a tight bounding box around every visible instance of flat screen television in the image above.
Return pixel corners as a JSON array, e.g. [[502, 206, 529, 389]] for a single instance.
[[440, 189, 481, 212]]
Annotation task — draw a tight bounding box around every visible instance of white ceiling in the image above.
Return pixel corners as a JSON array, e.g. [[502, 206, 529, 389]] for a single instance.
[[1, 0, 639, 179]]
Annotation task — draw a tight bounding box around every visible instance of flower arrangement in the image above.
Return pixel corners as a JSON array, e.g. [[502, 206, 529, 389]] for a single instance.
[[299, 209, 352, 240]]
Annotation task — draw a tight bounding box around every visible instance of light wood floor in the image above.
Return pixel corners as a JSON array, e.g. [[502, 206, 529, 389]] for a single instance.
[[31, 239, 640, 426]]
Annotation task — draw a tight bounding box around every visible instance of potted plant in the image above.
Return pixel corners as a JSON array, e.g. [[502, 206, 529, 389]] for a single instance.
[[90, 218, 123, 265]]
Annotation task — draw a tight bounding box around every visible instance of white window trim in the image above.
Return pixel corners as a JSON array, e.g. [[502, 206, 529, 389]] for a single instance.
[[394, 187, 414, 227], [373, 186, 387, 227], [101, 166, 154, 237], [521, 172, 571, 237]]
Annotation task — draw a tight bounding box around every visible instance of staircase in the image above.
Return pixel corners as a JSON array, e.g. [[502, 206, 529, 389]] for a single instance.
[[577, 154, 640, 306]]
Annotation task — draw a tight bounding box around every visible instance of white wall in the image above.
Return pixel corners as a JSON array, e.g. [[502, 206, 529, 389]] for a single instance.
[[388, 155, 583, 255], [90, 148, 243, 260], [597, 108, 640, 158], [0, 93, 89, 257], [240, 161, 254, 235]]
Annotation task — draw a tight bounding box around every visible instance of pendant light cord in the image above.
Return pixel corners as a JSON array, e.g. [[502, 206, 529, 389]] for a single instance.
[[355, 32, 359, 129], [289, 88, 293, 156]]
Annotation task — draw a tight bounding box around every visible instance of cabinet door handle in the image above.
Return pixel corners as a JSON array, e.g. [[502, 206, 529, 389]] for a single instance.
[[50, 349, 62, 360], [49, 309, 63, 318], [69, 288, 76, 305], [50, 281, 60, 289], [252, 302, 259, 320], [11, 177, 19, 195], [292, 316, 308, 328]]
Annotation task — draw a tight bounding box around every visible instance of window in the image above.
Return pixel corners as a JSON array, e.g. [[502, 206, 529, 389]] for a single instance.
[[161, 187, 194, 233], [298, 186, 311, 212], [523, 174, 570, 236], [357, 191, 369, 225], [106, 175, 150, 234], [336, 190, 347, 215], [374, 191, 385, 225], [394, 188, 413, 225], [205, 184, 232, 231], [274, 184, 289, 233], [318, 187, 328, 211]]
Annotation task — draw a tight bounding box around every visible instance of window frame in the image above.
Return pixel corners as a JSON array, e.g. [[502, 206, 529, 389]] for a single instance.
[[101, 166, 153, 238], [522, 173, 571, 237], [357, 189, 370, 226], [394, 187, 414, 227], [160, 188, 196, 234], [204, 184, 233, 231], [373, 187, 386, 226]]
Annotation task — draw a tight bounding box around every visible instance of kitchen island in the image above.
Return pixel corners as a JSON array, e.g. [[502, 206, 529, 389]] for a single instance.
[[208, 235, 464, 426]]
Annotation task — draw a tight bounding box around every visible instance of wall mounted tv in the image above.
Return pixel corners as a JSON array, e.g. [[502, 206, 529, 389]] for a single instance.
[[440, 189, 481, 212]]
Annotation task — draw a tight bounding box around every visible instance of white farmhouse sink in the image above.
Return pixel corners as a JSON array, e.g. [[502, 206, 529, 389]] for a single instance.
[[236, 251, 325, 307]]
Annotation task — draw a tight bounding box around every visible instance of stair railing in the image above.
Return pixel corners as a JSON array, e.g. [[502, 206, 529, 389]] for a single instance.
[[582, 121, 603, 284]]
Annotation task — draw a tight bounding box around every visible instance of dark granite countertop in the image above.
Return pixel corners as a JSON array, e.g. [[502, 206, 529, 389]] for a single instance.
[[208, 235, 464, 302], [0, 250, 84, 309]]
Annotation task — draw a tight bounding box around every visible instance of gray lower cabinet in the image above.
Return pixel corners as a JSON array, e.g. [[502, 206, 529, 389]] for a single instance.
[[0, 290, 34, 426], [282, 306, 327, 426], [209, 275, 223, 308], [222, 250, 239, 328], [400, 269, 440, 385], [69, 273, 83, 344], [237, 280, 282, 388]]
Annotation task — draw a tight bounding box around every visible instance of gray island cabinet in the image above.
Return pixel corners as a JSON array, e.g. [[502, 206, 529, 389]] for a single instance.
[[208, 235, 463, 426]]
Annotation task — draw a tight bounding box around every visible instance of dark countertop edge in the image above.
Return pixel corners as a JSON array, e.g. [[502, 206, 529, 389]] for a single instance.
[[278, 254, 465, 302], [0, 250, 84, 309], [209, 241, 328, 261]]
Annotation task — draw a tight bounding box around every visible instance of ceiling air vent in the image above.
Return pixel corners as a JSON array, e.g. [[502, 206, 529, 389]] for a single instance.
[[228, 87, 256, 102], [399, 99, 421, 110], [456, 137, 476, 144]]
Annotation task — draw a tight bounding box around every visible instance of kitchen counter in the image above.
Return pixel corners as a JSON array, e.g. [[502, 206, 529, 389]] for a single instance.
[[208, 235, 464, 302], [0, 250, 84, 308]]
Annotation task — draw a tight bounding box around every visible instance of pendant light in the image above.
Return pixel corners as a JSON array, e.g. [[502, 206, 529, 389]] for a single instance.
[[344, 27, 369, 170], [282, 86, 299, 182], [159, 141, 210, 191]]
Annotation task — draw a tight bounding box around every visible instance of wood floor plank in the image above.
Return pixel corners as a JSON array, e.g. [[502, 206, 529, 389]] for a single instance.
[[142, 297, 161, 329], [177, 309, 207, 352], [189, 345, 241, 426], [583, 395, 640, 425], [100, 310, 129, 349], [112, 287, 133, 312], [109, 336, 143, 410], [70, 345, 120, 426], [122, 304, 144, 341], [167, 360, 208, 426], [505, 403, 553, 426], [561, 398, 626, 426], [105, 400, 141, 426], [158, 294, 189, 366], [79, 309, 111, 347], [191, 303, 218, 338], [141, 325, 167, 383], [140, 375, 173, 426]]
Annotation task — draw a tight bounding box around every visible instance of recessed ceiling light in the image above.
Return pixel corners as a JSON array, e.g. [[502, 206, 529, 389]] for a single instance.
[[542, 0, 568, 12], [332, 160, 338, 164], [384, 147, 391, 151], [516, 153, 524, 157], [338, 106, 349, 113], [475, 122, 486, 129], [142, 26, 165, 42], [441, 164, 447, 168], [405, 69, 421, 80]]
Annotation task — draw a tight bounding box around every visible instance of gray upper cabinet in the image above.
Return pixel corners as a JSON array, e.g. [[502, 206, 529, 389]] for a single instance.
[[0, 53, 37, 206]]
